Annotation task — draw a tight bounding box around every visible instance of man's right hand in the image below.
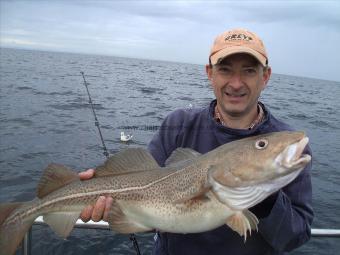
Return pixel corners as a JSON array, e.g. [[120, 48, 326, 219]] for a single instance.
[[79, 169, 113, 222]]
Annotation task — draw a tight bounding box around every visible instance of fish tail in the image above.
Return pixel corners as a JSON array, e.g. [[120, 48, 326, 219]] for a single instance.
[[0, 202, 36, 255]]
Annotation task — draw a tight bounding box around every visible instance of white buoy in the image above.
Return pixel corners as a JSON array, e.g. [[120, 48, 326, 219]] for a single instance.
[[120, 131, 133, 142]]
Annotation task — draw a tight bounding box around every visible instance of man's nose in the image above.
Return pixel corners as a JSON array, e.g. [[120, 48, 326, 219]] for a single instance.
[[228, 73, 243, 90]]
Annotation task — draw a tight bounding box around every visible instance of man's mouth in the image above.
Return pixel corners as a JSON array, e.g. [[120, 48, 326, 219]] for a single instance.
[[225, 92, 247, 97]]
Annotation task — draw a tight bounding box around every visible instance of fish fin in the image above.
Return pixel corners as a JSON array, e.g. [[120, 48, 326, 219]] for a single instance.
[[226, 210, 259, 242], [95, 148, 160, 177], [165, 148, 201, 166], [0, 202, 23, 226], [0, 202, 36, 255], [37, 163, 79, 199], [243, 209, 259, 232], [107, 203, 152, 233], [43, 211, 80, 238], [173, 185, 211, 204]]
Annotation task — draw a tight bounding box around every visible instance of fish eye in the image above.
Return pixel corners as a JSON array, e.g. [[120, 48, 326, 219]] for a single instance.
[[255, 139, 268, 150]]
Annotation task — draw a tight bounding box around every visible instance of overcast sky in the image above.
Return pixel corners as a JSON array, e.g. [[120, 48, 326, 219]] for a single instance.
[[1, 0, 340, 81]]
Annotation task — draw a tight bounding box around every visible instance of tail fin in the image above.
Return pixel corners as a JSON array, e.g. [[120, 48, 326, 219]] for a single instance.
[[0, 202, 36, 255]]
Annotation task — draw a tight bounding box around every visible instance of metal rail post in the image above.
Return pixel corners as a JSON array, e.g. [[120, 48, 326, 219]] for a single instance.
[[21, 227, 32, 255]]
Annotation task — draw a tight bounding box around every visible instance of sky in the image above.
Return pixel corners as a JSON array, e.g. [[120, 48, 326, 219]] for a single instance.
[[1, 0, 340, 81]]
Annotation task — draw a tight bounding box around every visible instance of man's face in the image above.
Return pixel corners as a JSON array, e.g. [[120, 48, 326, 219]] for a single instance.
[[206, 53, 271, 118]]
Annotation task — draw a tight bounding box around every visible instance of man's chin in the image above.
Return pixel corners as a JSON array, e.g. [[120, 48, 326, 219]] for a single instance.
[[220, 103, 247, 117]]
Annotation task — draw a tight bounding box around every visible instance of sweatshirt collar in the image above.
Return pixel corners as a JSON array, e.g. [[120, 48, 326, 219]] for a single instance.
[[208, 99, 270, 136]]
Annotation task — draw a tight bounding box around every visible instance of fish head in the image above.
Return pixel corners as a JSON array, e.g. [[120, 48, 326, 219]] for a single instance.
[[209, 131, 311, 187], [207, 131, 311, 210]]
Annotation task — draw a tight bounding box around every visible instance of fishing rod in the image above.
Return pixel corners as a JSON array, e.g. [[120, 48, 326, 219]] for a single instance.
[[80, 71, 109, 158], [80, 71, 141, 255]]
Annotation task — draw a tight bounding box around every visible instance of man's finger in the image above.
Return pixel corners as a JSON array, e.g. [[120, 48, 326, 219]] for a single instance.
[[92, 196, 106, 222], [79, 169, 95, 180], [103, 197, 114, 222], [80, 205, 94, 222]]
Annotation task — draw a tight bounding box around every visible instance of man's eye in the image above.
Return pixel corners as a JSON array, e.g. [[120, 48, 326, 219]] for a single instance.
[[244, 68, 257, 74], [218, 67, 231, 73]]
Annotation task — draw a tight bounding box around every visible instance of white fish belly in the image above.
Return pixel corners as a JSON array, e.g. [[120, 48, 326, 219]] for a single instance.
[[118, 197, 234, 233]]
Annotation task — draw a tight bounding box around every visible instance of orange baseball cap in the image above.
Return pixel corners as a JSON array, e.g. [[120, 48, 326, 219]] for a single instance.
[[209, 28, 268, 66]]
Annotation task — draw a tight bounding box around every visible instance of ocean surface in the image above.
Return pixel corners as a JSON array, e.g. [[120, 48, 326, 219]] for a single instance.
[[0, 47, 339, 255]]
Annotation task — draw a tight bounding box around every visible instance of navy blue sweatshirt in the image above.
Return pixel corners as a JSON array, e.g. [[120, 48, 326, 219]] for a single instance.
[[147, 100, 313, 255]]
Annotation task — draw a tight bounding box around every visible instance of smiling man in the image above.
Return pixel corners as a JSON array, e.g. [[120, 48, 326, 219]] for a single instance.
[[207, 29, 271, 130], [80, 28, 313, 255], [208, 53, 270, 129], [147, 28, 313, 255]]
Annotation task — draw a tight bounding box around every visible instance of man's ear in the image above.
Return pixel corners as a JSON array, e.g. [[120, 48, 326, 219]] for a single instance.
[[206, 64, 213, 81], [262, 66, 272, 89]]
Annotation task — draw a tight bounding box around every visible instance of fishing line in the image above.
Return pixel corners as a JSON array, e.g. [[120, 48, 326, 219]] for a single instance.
[[80, 71, 141, 255]]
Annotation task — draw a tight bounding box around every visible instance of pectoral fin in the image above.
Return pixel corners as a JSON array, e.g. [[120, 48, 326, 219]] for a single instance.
[[107, 203, 152, 234], [43, 211, 81, 238], [243, 210, 259, 231], [226, 210, 259, 241], [173, 185, 211, 204]]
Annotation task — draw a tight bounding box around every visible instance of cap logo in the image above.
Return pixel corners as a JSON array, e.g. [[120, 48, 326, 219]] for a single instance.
[[225, 33, 253, 42]]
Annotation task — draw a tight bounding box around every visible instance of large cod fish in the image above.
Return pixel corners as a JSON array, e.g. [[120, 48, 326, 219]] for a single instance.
[[0, 131, 311, 255]]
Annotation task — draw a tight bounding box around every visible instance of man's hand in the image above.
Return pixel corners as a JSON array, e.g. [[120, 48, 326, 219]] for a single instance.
[[79, 169, 114, 222]]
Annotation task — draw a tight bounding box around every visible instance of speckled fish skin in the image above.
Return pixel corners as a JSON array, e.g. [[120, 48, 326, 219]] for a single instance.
[[0, 131, 311, 255]]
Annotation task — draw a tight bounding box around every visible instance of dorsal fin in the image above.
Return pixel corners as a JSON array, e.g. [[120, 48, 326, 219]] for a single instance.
[[95, 148, 160, 177], [165, 147, 201, 166], [37, 163, 79, 198]]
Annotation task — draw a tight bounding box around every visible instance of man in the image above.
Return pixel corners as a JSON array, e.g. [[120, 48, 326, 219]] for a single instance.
[[80, 28, 313, 254]]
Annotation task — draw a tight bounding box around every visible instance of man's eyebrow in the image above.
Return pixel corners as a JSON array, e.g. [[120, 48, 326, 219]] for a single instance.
[[217, 60, 259, 67], [242, 64, 258, 68], [217, 60, 232, 66], [216, 63, 258, 68]]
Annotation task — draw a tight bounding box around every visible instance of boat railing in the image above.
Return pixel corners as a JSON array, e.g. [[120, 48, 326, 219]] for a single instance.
[[21, 216, 340, 255]]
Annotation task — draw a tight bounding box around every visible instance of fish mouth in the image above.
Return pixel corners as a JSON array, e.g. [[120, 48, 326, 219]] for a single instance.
[[276, 136, 311, 171]]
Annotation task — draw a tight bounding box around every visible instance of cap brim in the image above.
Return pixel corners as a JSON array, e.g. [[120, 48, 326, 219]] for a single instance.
[[210, 46, 267, 66]]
